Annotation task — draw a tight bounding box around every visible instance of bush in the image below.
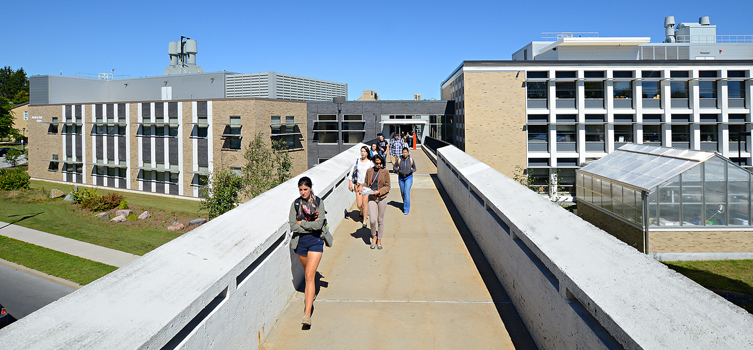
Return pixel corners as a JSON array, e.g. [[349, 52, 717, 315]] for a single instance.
[[70, 187, 124, 212], [4, 149, 23, 167], [0, 167, 30, 190], [118, 200, 129, 210]]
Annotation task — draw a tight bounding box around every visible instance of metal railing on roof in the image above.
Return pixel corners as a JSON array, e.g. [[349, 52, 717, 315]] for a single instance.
[[674, 35, 753, 44], [540, 32, 599, 41]]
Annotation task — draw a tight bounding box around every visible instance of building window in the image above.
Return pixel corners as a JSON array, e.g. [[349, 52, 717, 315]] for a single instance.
[[314, 115, 338, 144], [698, 81, 717, 99], [556, 125, 576, 142], [613, 81, 633, 99], [728, 81, 746, 99], [614, 125, 634, 143], [670, 81, 688, 98], [700, 125, 718, 142], [642, 81, 661, 98], [672, 125, 690, 143], [585, 125, 605, 142], [613, 71, 634, 78], [555, 81, 576, 99], [527, 71, 548, 79], [643, 125, 662, 143], [343, 115, 364, 131], [23, 111, 28, 120], [527, 125, 548, 142], [584, 81, 604, 99], [527, 82, 547, 99]]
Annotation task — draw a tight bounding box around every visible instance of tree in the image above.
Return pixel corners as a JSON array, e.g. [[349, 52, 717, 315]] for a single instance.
[[199, 168, 244, 220], [0, 97, 15, 139], [242, 132, 292, 198], [200, 132, 293, 219], [0, 67, 29, 103], [5, 149, 22, 167]]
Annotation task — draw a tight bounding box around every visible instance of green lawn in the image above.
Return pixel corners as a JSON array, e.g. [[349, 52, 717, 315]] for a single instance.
[[1, 184, 205, 255], [664, 260, 753, 312], [30, 180, 201, 213], [0, 235, 117, 285], [663, 260, 753, 295]]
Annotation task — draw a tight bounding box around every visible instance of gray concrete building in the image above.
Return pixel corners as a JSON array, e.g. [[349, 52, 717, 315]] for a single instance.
[[306, 100, 454, 167]]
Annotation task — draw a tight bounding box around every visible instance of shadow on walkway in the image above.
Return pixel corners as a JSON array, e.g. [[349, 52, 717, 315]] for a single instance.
[[431, 174, 539, 350]]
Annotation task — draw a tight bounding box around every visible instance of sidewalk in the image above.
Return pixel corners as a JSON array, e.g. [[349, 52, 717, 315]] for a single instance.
[[263, 149, 536, 349], [0, 221, 140, 268]]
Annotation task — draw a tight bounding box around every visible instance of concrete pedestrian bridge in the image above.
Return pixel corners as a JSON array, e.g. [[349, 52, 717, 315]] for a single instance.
[[2, 145, 752, 349]]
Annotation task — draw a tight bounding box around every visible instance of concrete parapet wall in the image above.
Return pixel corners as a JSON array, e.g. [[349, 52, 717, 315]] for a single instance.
[[0, 145, 362, 349], [436, 145, 753, 350]]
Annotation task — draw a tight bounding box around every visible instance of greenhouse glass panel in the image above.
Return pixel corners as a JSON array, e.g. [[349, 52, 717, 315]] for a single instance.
[[594, 178, 602, 194], [648, 190, 659, 226], [612, 184, 624, 218], [704, 157, 727, 225], [601, 179, 611, 198], [592, 189, 601, 206], [602, 195, 613, 212], [681, 165, 703, 226], [584, 175, 592, 191], [658, 175, 681, 226], [728, 165, 750, 225], [624, 188, 636, 208], [636, 194, 644, 224]]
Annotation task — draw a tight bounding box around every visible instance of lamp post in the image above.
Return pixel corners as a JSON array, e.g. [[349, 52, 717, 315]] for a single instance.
[[333, 96, 346, 153], [21, 128, 25, 152]]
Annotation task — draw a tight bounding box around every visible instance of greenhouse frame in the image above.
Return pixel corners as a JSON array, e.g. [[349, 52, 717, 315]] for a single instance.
[[576, 144, 753, 256]]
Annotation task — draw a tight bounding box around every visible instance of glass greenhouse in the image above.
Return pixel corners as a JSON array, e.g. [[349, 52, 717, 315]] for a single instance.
[[576, 144, 753, 229]]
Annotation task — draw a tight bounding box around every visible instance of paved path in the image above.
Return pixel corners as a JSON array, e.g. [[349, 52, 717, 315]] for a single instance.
[[0, 221, 140, 268], [263, 149, 537, 349], [0, 261, 75, 319]]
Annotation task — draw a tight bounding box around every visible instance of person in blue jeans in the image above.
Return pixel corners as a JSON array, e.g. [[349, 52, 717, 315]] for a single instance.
[[393, 147, 417, 215]]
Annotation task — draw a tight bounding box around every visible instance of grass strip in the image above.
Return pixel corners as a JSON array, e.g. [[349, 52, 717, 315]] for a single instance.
[[0, 235, 117, 285], [663, 260, 753, 295]]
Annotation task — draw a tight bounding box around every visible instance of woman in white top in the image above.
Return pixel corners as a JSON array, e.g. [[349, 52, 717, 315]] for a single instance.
[[348, 146, 374, 227]]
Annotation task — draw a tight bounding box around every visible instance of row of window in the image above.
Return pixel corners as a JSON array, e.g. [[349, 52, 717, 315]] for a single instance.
[[528, 124, 748, 145], [527, 80, 747, 100], [527, 114, 749, 123], [313, 114, 365, 144]]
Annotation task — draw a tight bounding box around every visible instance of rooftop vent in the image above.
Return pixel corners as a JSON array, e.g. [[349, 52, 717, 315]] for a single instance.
[[164, 36, 204, 76]]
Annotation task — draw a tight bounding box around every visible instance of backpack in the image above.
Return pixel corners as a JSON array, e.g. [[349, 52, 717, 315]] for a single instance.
[[351, 158, 360, 183]]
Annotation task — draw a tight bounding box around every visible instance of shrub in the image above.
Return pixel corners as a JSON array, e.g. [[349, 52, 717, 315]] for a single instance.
[[118, 200, 129, 210], [4, 149, 23, 168], [0, 167, 30, 190], [90, 193, 125, 212], [70, 188, 124, 212]]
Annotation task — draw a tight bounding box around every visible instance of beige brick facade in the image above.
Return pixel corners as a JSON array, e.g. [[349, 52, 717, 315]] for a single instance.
[[463, 72, 527, 178], [28, 99, 307, 199], [649, 230, 753, 253], [10, 103, 29, 136]]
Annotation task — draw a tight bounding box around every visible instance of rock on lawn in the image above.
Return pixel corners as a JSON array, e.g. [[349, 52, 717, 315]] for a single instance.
[[95, 212, 110, 220], [168, 222, 185, 231], [189, 218, 207, 226], [50, 189, 65, 198], [115, 209, 132, 217], [138, 211, 151, 220], [110, 215, 127, 223]]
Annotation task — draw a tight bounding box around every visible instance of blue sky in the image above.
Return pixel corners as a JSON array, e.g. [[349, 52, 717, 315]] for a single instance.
[[3, 0, 752, 100]]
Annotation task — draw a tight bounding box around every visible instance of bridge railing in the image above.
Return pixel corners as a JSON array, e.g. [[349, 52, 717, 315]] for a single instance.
[[437, 145, 753, 350], [0, 145, 362, 349]]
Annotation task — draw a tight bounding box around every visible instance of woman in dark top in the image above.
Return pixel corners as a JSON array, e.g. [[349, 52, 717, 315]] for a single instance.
[[394, 147, 417, 215], [365, 155, 391, 249], [289, 176, 326, 327]]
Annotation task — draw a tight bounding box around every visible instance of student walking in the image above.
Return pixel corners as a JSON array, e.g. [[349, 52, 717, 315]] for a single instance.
[[348, 146, 374, 227], [377, 133, 388, 156], [389, 133, 406, 166], [369, 142, 383, 159], [364, 155, 390, 249], [289, 176, 331, 327], [394, 147, 417, 215]]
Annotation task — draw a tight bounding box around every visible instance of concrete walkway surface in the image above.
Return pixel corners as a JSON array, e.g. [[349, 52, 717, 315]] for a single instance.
[[262, 150, 537, 349], [0, 221, 139, 268]]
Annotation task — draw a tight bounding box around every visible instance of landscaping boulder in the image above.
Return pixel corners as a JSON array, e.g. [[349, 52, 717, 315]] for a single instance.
[[110, 215, 127, 223], [189, 218, 207, 226], [167, 222, 185, 231], [138, 211, 151, 220], [95, 212, 110, 220], [115, 209, 132, 218], [50, 189, 65, 198], [64, 194, 74, 201]]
